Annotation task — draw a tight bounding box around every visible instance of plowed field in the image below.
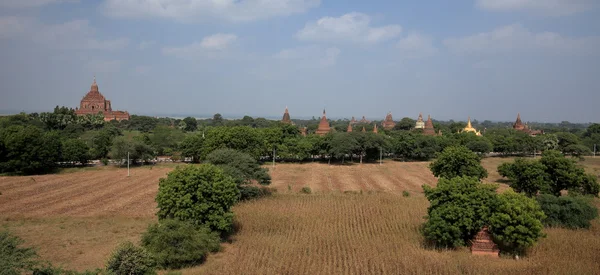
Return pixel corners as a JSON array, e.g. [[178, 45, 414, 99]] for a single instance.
[[1, 158, 599, 274]]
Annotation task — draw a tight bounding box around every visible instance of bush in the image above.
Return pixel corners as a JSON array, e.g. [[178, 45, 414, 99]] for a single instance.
[[141, 219, 221, 270], [239, 186, 274, 201], [536, 194, 599, 229], [0, 230, 39, 274], [206, 148, 271, 185], [301, 186, 312, 194], [496, 158, 547, 197], [106, 241, 155, 275], [156, 164, 239, 233], [429, 146, 488, 180], [402, 190, 410, 197]]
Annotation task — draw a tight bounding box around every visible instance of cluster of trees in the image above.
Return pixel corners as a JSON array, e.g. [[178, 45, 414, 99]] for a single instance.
[[423, 146, 599, 256], [423, 146, 547, 255]]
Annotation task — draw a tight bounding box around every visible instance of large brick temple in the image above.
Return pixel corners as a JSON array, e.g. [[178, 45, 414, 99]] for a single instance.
[[75, 77, 130, 121]]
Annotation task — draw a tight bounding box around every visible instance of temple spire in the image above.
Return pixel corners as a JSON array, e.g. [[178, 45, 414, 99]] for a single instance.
[[467, 116, 472, 128]]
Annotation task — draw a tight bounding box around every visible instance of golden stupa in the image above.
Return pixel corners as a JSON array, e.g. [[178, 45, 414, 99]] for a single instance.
[[461, 117, 482, 136]]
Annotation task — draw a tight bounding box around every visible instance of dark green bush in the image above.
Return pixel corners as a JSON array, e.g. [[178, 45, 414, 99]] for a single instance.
[[536, 194, 599, 229], [402, 190, 410, 197], [141, 219, 221, 269], [239, 186, 275, 201], [106, 241, 155, 275], [301, 186, 312, 194], [0, 230, 39, 274]]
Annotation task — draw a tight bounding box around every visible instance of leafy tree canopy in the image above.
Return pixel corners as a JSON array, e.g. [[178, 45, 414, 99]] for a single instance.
[[429, 146, 488, 180]]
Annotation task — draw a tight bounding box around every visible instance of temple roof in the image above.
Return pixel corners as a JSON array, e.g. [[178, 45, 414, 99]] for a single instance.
[[347, 123, 353, 132], [82, 77, 106, 101], [373, 124, 378, 134], [315, 109, 331, 135], [281, 106, 292, 124], [417, 113, 424, 122]]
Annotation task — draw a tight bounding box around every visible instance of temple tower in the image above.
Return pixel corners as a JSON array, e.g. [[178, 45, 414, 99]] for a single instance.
[[423, 115, 436, 136], [373, 124, 378, 134], [315, 109, 332, 136], [415, 113, 425, 129], [382, 112, 396, 130], [281, 107, 292, 124], [347, 123, 353, 132], [462, 117, 482, 136]]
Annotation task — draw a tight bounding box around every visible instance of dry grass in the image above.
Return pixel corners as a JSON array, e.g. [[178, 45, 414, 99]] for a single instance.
[[187, 193, 600, 275], [0, 158, 599, 274]]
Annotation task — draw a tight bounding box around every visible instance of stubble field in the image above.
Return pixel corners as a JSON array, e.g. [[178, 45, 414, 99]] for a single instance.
[[1, 158, 599, 274]]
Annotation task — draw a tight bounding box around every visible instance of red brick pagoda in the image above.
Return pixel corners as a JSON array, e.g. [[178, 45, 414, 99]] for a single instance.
[[281, 107, 292, 124], [347, 123, 353, 132], [75, 77, 129, 121], [513, 113, 543, 136], [373, 124, 378, 134], [423, 115, 437, 136], [470, 226, 500, 257], [382, 112, 396, 130], [315, 109, 332, 136]]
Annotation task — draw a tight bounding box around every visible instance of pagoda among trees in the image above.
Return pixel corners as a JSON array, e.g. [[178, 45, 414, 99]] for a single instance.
[[415, 113, 425, 129], [315, 109, 332, 136], [423, 115, 438, 136], [74, 77, 129, 121], [513, 113, 543, 136], [382, 112, 396, 130], [281, 107, 293, 124]]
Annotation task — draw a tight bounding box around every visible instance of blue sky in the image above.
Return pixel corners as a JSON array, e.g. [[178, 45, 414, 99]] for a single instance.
[[0, 0, 599, 122]]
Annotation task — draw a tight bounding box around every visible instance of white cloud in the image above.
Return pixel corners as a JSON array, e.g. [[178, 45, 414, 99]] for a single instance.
[[0, 0, 78, 9], [0, 16, 129, 50], [138, 40, 156, 50], [397, 33, 438, 58], [103, 0, 320, 22], [296, 12, 402, 44], [163, 33, 238, 59], [274, 45, 340, 67], [443, 24, 600, 56], [86, 59, 121, 73], [475, 0, 596, 16]]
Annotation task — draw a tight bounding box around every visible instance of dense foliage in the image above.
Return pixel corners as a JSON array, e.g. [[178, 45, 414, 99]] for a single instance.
[[429, 146, 488, 180], [206, 148, 271, 186], [156, 164, 239, 233], [0, 230, 39, 274], [141, 219, 221, 269], [536, 194, 599, 229], [106, 241, 156, 275], [499, 151, 599, 197]]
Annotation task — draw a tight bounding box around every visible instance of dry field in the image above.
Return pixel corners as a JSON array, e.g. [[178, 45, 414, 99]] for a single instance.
[[0, 158, 599, 274]]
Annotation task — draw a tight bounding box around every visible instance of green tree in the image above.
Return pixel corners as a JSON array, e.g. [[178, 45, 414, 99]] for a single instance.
[[0, 126, 62, 174], [422, 176, 499, 248], [394, 117, 415, 131], [61, 139, 90, 165], [212, 113, 223, 126], [488, 190, 545, 255], [536, 194, 598, 229], [202, 126, 263, 159], [206, 148, 271, 186], [429, 146, 488, 180], [150, 125, 185, 156], [540, 150, 598, 196], [179, 133, 204, 163], [329, 133, 358, 163], [182, 117, 198, 132], [110, 136, 155, 164], [497, 158, 547, 197], [128, 115, 159, 133], [141, 220, 220, 269], [156, 165, 239, 233]]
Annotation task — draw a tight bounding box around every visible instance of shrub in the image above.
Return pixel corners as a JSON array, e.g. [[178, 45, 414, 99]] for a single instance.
[[141, 219, 220, 270], [0, 230, 39, 274], [156, 164, 239, 233], [206, 148, 271, 185], [422, 176, 498, 248], [402, 190, 410, 197], [536, 194, 599, 229], [301, 186, 312, 194], [106, 241, 155, 275], [496, 158, 547, 197], [239, 186, 274, 201], [488, 190, 546, 255], [101, 158, 109, 166], [429, 146, 488, 180]]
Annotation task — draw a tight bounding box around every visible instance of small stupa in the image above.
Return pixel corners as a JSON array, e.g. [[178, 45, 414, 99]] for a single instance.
[[373, 124, 378, 134], [281, 106, 292, 124], [415, 113, 425, 129], [423, 115, 436, 136], [347, 123, 353, 132]]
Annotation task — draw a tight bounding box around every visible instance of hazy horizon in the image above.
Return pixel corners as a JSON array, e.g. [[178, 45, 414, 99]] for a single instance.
[[1, 0, 599, 123]]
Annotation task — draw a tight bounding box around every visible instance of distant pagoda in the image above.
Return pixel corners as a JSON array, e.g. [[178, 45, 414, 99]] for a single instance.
[[315, 109, 332, 136], [359, 116, 370, 124], [347, 123, 353, 132], [415, 113, 425, 129], [513, 113, 543, 136], [281, 106, 292, 124], [382, 112, 396, 130], [373, 124, 378, 134], [361, 126, 366, 133], [350, 116, 357, 125], [470, 226, 500, 257], [461, 117, 482, 136], [423, 115, 437, 136]]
